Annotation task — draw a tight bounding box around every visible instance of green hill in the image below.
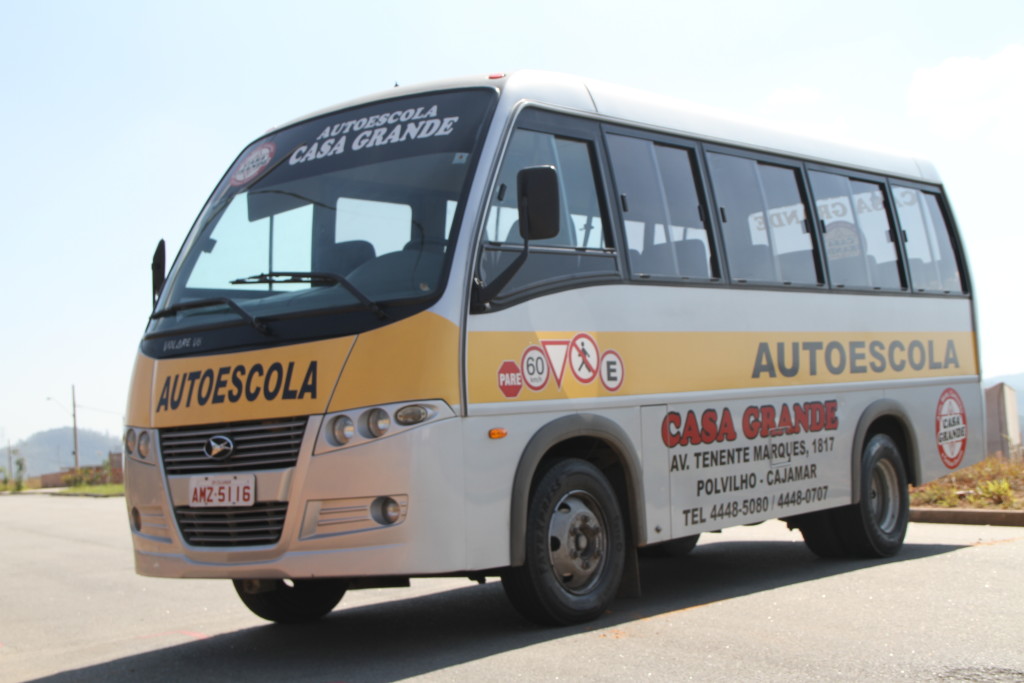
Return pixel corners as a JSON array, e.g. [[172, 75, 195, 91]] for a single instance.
[[5, 428, 122, 478]]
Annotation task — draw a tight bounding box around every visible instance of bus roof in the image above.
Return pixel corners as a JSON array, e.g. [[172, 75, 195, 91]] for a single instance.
[[279, 70, 940, 184]]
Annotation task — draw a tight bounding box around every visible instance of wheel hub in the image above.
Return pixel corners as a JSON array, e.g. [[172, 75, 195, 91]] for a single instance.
[[869, 458, 900, 534], [548, 491, 606, 592]]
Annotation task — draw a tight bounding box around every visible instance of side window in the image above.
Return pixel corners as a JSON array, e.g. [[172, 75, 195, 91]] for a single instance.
[[892, 186, 965, 293], [707, 152, 819, 286], [478, 126, 615, 301], [484, 129, 606, 249], [606, 134, 714, 280], [809, 171, 903, 290]]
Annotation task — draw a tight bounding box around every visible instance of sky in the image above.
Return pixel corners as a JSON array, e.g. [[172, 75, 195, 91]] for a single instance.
[[1, 0, 1022, 448]]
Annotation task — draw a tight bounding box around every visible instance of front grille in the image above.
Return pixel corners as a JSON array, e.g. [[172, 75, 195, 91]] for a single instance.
[[175, 503, 288, 547], [159, 417, 307, 475]]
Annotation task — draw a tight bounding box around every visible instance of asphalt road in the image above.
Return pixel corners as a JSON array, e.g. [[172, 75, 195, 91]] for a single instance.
[[2, 494, 1022, 683]]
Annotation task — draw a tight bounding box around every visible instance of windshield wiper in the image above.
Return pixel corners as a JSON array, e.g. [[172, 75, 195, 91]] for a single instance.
[[151, 297, 271, 335], [231, 271, 389, 321]]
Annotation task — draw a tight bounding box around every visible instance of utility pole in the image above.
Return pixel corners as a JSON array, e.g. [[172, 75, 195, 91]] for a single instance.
[[72, 384, 79, 471], [46, 387, 81, 471]]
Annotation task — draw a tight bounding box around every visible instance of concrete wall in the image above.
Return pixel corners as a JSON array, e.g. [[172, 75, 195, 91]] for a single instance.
[[985, 383, 1022, 460]]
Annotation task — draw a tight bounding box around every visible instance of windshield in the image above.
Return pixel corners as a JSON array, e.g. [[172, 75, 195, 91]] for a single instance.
[[145, 89, 495, 357]]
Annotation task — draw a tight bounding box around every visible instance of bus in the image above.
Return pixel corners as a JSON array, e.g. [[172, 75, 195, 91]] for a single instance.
[[124, 71, 982, 626]]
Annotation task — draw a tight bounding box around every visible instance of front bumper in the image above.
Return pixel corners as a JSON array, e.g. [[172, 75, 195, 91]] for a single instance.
[[126, 414, 467, 579]]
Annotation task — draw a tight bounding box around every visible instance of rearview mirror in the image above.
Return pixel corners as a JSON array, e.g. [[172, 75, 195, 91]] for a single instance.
[[471, 165, 561, 311], [517, 165, 559, 241], [151, 239, 166, 308]]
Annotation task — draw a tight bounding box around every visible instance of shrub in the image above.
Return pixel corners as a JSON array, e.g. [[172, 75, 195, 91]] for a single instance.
[[968, 479, 1015, 508], [14, 457, 25, 492], [911, 456, 1024, 510]]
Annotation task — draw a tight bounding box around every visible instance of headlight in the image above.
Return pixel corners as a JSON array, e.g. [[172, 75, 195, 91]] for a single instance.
[[314, 401, 453, 455], [137, 431, 152, 459], [366, 408, 391, 438], [124, 429, 137, 455], [330, 415, 355, 445]]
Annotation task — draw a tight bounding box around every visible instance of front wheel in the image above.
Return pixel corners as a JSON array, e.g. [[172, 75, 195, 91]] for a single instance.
[[233, 578, 348, 623], [502, 459, 626, 626]]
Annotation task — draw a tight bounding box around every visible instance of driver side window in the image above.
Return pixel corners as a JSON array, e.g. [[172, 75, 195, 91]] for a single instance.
[[478, 124, 616, 304]]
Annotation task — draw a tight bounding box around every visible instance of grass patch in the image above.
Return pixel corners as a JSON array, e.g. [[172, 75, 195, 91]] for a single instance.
[[911, 456, 1024, 510], [55, 483, 125, 497]]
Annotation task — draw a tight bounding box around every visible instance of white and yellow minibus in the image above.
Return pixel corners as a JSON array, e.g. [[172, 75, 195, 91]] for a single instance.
[[124, 71, 982, 625]]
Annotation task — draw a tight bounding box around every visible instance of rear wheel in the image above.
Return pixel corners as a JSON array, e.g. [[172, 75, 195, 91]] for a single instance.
[[233, 578, 348, 623], [792, 432, 908, 559], [790, 509, 850, 558], [837, 433, 909, 557], [502, 459, 626, 626]]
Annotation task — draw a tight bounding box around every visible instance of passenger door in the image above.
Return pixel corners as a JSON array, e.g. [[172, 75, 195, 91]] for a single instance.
[[466, 109, 620, 408]]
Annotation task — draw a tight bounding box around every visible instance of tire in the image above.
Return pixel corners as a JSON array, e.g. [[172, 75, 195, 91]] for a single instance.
[[792, 432, 908, 559], [233, 578, 348, 623], [835, 433, 909, 557], [638, 534, 700, 558], [501, 459, 626, 626], [790, 509, 851, 558]]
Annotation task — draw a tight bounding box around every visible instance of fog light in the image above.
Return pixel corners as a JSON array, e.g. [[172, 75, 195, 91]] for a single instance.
[[137, 431, 151, 459], [366, 409, 391, 437], [371, 496, 402, 525], [330, 415, 355, 445], [395, 404, 429, 426], [131, 506, 142, 532], [125, 429, 137, 455]]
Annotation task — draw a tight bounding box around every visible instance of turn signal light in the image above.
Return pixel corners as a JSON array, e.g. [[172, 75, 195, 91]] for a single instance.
[[395, 404, 429, 426]]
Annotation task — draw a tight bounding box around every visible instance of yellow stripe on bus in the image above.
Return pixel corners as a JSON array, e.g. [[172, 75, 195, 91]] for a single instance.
[[468, 330, 978, 403], [128, 312, 462, 429], [141, 337, 354, 428], [327, 312, 460, 411]]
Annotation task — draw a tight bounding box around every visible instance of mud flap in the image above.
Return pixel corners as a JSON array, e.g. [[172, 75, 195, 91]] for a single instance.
[[616, 547, 642, 598]]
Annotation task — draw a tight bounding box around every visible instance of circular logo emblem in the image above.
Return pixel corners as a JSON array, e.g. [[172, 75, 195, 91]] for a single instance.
[[230, 142, 276, 186], [203, 435, 235, 460], [935, 388, 967, 469]]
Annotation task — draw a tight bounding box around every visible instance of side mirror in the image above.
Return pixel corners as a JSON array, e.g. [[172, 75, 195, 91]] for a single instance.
[[471, 166, 561, 311], [517, 165, 559, 241], [151, 239, 166, 308]]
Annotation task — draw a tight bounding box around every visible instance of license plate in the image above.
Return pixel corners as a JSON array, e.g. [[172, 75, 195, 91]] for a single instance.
[[188, 474, 255, 508]]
